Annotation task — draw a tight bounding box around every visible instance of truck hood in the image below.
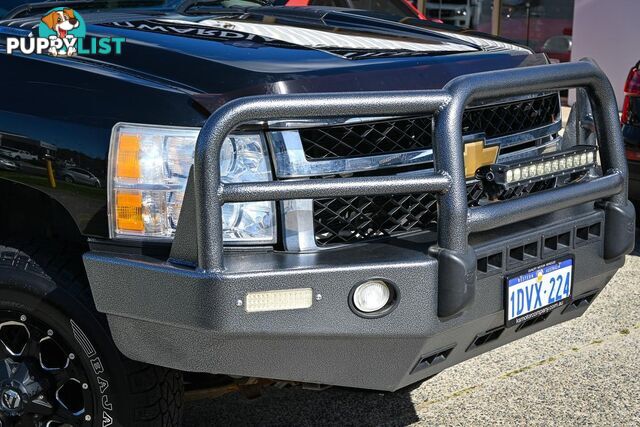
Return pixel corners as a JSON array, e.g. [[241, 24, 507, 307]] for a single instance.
[[0, 7, 543, 101]]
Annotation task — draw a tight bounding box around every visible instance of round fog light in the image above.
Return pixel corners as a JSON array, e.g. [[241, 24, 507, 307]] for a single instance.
[[352, 280, 391, 313]]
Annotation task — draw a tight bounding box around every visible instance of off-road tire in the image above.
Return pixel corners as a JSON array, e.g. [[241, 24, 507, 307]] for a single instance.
[[0, 242, 183, 426]]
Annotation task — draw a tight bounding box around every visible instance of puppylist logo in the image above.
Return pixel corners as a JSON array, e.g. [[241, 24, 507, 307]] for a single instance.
[[7, 7, 125, 57]]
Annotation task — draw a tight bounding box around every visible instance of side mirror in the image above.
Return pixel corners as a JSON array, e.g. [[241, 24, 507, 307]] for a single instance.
[[543, 35, 572, 54]]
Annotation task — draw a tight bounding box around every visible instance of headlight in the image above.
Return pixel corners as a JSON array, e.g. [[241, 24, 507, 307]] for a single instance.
[[108, 123, 276, 244]]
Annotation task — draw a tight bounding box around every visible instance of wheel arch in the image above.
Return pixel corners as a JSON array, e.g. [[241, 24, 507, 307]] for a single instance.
[[0, 179, 89, 267]]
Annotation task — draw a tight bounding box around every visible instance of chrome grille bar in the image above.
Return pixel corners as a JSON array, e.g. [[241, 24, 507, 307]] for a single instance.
[[270, 118, 561, 178]]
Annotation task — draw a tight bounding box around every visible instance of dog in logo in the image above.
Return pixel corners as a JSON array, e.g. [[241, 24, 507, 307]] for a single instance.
[[40, 8, 79, 56]]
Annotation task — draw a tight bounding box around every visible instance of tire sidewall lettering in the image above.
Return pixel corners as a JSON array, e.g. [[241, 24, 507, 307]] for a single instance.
[[70, 319, 114, 426]]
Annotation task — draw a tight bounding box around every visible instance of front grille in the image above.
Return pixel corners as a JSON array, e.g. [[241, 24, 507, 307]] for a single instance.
[[461, 94, 560, 138], [299, 94, 560, 160], [313, 179, 557, 246], [291, 94, 563, 247], [300, 117, 433, 160]]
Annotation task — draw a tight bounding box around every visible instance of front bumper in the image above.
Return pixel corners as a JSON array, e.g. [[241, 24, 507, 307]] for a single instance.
[[84, 205, 630, 391], [84, 60, 635, 391]]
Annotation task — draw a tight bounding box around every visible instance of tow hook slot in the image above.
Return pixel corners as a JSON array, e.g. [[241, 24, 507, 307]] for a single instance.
[[562, 289, 599, 314], [411, 346, 455, 374], [466, 327, 505, 351]]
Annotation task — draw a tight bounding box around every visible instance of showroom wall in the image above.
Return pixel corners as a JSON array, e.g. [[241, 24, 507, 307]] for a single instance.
[[571, 0, 640, 109]]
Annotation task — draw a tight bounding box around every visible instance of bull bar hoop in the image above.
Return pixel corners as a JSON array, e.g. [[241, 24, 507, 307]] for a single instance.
[[181, 59, 630, 318]]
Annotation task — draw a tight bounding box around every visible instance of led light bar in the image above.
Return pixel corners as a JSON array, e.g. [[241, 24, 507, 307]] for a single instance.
[[475, 145, 597, 189]]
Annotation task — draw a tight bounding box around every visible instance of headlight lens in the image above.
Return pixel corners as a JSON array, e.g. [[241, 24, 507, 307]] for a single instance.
[[109, 123, 276, 244]]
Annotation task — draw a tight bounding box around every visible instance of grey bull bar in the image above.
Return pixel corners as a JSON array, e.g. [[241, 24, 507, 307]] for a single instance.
[[172, 59, 633, 318]]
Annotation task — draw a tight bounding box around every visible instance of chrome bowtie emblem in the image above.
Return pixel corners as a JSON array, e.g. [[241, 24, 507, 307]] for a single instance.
[[1, 389, 21, 410]]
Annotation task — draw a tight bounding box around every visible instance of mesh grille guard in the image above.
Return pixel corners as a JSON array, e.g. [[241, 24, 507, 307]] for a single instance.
[[172, 59, 629, 318], [313, 179, 557, 247], [299, 94, 561, 247], [299, 94, 560, 160]]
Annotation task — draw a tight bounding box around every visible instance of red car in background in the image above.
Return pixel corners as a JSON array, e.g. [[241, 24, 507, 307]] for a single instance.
[[284, 0, 427, 20], [623, 61, 640, 208]]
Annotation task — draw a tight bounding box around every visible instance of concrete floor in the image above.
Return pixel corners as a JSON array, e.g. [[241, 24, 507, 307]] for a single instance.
[[184, 245, 640, 426]]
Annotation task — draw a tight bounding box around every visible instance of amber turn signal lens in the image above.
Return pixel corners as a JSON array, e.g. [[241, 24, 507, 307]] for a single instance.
[[115, 191, 144, 232], [116, 134, 140, 179]]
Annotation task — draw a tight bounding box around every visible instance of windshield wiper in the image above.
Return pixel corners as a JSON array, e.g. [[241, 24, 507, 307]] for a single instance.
[[177, 0, 275, 14], [6, 0, 167, 19]]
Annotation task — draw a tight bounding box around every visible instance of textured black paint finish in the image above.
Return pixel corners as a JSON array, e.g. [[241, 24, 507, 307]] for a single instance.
[[84, 210, 623, 390]]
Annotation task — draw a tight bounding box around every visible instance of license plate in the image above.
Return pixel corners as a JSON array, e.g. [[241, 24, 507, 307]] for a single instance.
[[505, 257, 573, 327]]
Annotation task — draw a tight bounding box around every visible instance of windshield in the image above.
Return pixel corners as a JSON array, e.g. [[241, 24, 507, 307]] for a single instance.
[[1, 0, 419, 19], [348, 0, 416, 18], [0, 0, 269, 19]]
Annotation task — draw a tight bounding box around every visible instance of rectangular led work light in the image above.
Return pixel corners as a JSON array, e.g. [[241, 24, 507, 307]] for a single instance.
[[475, 145, 597, 189]]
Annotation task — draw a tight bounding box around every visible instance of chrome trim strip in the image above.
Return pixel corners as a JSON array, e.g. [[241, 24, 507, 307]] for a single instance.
[[270, 118, 562, 178], [498, 136, 561, 162], [266, 116, 398, 130], [269, 130, 434, 178], [282, 199, 317, 252], [487, 120, 562, 149]]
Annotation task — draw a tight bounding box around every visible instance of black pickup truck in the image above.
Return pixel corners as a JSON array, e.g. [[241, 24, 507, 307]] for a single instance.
[[0, 1, 634, 425]]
